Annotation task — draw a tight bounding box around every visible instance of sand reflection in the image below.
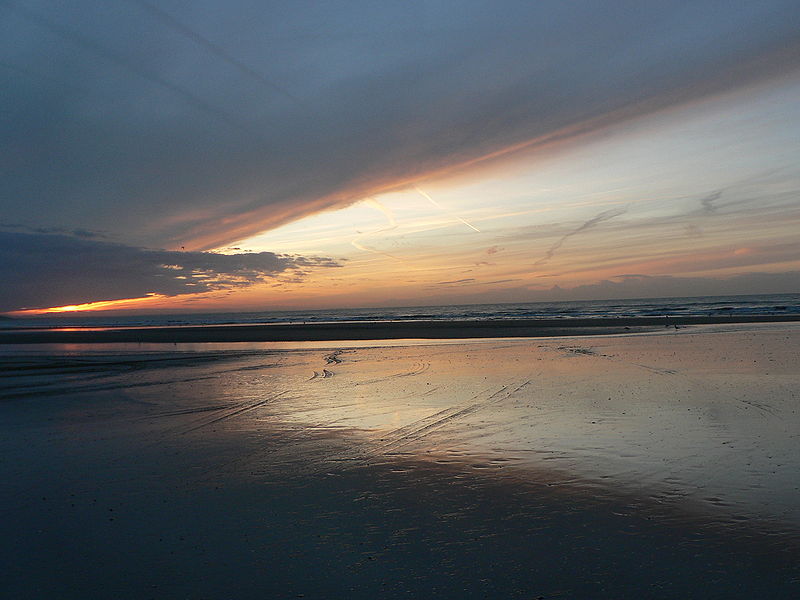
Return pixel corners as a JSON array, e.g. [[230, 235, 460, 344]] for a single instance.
[[3, 326, 800, 597], [102, 326, 800, 530]]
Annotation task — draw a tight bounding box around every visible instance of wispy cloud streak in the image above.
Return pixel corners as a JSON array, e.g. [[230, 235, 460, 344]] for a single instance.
[[700, 190, 722, 213], [414, 187, 481, 233], [535, 207, 627, 266], [350, 198, 405, 261]]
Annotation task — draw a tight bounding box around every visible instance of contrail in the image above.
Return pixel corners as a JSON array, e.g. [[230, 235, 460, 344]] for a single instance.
[[125, 0, 307, 110], [350, 239, 404, 261], [363, 198, 397, 228], [535, 207, 627, 265], [2, 0, 248, 131], [350, 198, 405, 261], [414, 186, 481, 233]]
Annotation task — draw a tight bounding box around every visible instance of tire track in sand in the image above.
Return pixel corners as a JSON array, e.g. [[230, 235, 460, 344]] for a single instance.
[[311, 379, 531, 473], [355, 361, 431, 386], [309, 349, 348, 380], [181, 390, 291, 433]]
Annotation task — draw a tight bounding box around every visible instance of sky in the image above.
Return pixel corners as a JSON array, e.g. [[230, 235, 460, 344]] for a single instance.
[[1, 0, 799, 314]]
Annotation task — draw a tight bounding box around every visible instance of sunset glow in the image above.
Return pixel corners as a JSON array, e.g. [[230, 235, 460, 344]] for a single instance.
[[8, 294, 169, 316], [1, 1, 798, 315], [4, 5, 800, 597]]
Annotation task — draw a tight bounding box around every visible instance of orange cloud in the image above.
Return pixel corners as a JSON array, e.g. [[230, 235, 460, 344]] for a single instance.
[[8, 294, 168, 316]]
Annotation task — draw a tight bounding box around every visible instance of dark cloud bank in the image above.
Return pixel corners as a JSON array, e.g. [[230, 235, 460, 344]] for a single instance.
[[2, 0, 799, 251], [0, 231, 339, 311]]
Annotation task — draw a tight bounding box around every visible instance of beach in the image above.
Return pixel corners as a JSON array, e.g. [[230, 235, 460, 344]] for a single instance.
[[1, 313, 799, 344], [2, 322, 799, 598], [5, 0, 799, 596]]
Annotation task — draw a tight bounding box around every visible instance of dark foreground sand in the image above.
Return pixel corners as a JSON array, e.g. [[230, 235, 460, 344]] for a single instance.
[[1, 323, 799, 598], [2, 314, 799, 343]]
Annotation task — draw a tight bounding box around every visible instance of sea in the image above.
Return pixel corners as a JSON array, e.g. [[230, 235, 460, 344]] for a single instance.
[[3, 293, 798, 330]]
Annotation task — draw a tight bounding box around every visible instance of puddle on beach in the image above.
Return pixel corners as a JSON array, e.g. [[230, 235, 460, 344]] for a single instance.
[[2, 324, 799, 597]]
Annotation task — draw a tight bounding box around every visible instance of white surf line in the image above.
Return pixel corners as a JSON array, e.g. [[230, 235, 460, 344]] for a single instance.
[[414, 186, 481, 232]]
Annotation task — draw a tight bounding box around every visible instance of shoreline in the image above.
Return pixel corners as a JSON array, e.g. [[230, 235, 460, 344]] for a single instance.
[[1, 314, 799, 343]]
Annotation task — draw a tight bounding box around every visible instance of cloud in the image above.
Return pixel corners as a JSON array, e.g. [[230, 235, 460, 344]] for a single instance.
[[700, 190, 723, 214], [684, 224, 704, 237], [535, 207, 627, 265], [1, 1, 798, 250], [412, 271, 800, 307], [0, 231, 340, 311], [543, 271, 800, 301], [0, 221, 106, 239], [350, 198, 404, 261], [496, 177, 800, 273], [433, 278, 475, 287], [483, 279, 519, 285]]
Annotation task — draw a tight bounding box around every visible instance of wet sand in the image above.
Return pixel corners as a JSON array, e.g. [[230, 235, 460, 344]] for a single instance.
[[2, 323, 799, 598]]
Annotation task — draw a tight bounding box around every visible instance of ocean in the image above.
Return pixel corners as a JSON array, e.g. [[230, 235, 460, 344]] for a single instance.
[[3, 293, 799, 330]]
